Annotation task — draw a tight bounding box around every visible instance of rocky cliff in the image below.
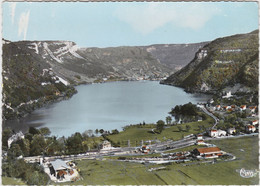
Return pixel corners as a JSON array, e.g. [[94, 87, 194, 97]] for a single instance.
[[141, 42, 209, 71]]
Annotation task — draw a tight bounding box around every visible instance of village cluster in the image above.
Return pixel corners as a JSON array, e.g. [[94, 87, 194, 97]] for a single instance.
[[118, 143, 229, 164]]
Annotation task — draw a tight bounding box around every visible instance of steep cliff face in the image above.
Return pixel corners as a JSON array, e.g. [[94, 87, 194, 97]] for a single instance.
[[161, 30, 259, 94], [141, 42, 209, 71]]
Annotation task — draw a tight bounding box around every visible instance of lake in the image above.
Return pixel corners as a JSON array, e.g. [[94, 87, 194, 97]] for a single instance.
[[5, 81, 211, 137]]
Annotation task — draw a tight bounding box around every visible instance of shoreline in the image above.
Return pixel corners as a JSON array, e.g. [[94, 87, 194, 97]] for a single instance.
[[3, 80, 212, 136]]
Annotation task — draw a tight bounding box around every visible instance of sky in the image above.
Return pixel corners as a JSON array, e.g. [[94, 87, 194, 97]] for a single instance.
[[2, 2, 259, 48]]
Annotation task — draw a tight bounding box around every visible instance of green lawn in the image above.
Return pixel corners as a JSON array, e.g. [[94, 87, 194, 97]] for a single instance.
[[107, 115, 214, 147], [2, 176, 26, 185], [56, 136, 258, 185]]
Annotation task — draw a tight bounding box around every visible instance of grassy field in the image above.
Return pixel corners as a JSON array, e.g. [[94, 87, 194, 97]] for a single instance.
[[107, 115, 214, 147], [55, 135, 258, 185], [2, 176, 26, 185]]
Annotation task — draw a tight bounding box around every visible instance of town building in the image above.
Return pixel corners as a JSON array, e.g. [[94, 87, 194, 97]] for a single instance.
[[197, 134, 203, 140], [197, 140, 205, 145], [223, 106, 231, 111], [216, 105, 221, 111], [222, 91, 232, 98], [249, 106, 257, 113], [192, 147, 225, 159], [46, 159, 80, 182], [227, 128, 236, 135], [240, 105, 247, 111], [209, 130, 218, 137], [208, 129, 227, 138], [100, 140, 112, 149], [245, 125, 256, 133], [251, 120, 259, 126], [197, 49, 208, 59]]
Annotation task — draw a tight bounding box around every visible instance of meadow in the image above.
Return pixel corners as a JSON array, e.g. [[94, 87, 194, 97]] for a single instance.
[[56, 136, 258, 185], [107, 114, 214, 147]]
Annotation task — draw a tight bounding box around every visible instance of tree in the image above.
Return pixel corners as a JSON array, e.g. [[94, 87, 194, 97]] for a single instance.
[[2, 128, 13, 150], [30, 134, 46, 156], [39, 127, 51, 136], [99, 129, 104, 134], [185, 125, 191, 132], [29, 127, 39, 135], [26, 171, 49, 185], [15, 139, 30, 157], [45, 137, 64, 156], [86, 130, 93, 137], [177, 126, 183, 132], [95, 129, 99, 136], [8, 144, 23, 159], [156, 120, 165, 133], [112, 129, 119, 135], [166, 116, 172, 125], [66, 132, 84, 154]]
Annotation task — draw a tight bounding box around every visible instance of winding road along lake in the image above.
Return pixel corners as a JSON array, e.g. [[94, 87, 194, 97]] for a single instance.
[[6, 81, 211, 137]]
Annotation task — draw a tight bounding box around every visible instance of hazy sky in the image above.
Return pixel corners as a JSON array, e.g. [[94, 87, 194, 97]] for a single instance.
[[2, 2, 259, 47]]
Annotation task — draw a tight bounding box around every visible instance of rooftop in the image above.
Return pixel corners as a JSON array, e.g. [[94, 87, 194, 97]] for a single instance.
[[197, 147, 221, 154], [51, 159, 71, 171]]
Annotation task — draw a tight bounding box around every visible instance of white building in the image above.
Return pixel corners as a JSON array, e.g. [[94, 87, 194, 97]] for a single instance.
[[240, 105, 247, 111], [101, 140, 112, 149], [222, 91, 232, 98], [227, 128, 236, 135], [197, 49, 208, 59], [246, 125, 256, 133], [251, 120, 259, 126], [45, 159, 80, 182], [197, 134, 203, 140], [209, 129, 226, 138], [7, 131, 25, 148]]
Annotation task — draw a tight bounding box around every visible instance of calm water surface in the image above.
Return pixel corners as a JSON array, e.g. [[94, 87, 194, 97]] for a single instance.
[[6, 81, 211, 137]]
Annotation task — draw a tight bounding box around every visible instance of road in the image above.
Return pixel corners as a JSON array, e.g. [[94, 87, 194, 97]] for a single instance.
[[23, 135, 197, 163], [197, 104, 219, 129], [204, 132, 258, 141]]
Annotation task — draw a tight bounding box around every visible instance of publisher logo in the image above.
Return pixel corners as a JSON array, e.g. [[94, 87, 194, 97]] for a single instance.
[[236, 168, 259, 178]]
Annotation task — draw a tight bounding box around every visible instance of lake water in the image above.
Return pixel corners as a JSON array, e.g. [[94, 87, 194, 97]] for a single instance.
[[5, 81, 211, 137]]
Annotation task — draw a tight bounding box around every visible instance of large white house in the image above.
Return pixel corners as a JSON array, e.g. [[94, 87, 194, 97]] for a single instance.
[[7, 131, 25, 148], [208, 129, 227, 138], [222, 91, 232, 98], [100, 140, 112, 149]]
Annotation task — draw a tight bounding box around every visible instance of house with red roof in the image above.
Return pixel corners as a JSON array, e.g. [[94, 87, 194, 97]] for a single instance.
[[197, 134, 203, 140], [240, 105, 247, 111], [251, 120, 258, 126], [249, 106, 257, 113], [209, 130, 218, 137], [245, 125, 256, 133], [192, 147, 225, 158], [196, 140, 205, 145], [223, 106, 231, 111], [216, 105, 221, 111], [208, 129, 226, 138]]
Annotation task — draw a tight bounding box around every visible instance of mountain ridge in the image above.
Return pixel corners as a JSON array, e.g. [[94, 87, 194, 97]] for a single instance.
[[161, 30, 259, 94]]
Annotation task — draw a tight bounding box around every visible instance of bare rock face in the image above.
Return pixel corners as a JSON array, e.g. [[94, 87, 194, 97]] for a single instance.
[[141, 42, 209, 71]]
